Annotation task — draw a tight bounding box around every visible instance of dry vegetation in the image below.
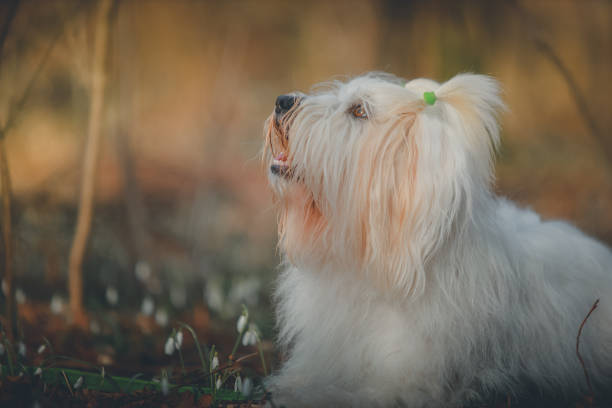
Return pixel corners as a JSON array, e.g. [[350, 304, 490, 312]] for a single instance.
[[0, 0, 610, 406]]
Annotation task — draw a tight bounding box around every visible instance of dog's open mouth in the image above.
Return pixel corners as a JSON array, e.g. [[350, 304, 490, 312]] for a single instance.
[[270, 152, 292, 178]]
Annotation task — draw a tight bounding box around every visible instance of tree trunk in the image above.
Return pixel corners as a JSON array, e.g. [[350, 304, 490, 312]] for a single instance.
[[67, 0, 113, 327], [0, 0, 20, 341]]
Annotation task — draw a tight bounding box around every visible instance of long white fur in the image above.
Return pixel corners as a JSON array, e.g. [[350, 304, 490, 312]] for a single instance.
[[264, 73, 612, 407]]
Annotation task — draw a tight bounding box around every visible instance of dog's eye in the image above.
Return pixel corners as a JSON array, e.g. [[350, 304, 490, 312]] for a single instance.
[[349, 104, 368, 119]]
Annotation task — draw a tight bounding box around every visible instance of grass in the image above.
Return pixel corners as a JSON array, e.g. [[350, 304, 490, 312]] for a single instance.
[[0, 305, 271, 406]]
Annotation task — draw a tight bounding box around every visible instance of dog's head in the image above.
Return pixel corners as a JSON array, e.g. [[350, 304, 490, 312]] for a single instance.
[[264, 73, 504, 295]]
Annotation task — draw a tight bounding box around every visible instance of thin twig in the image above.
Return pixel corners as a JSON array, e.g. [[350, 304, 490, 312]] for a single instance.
[[0, 137, 14, 339], [576, 298, 599, 397], [199, 352, 258, 381], [61, 370, 75, 397], [0, 0, 20, 343]]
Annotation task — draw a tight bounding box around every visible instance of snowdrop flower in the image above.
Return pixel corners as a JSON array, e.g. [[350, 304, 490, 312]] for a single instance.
[[161, 376, 169, 396], [234, 375, 242, 393], [34, 367, 42, 376], [141, 296, 154, 316], [242, 324, 259, 346], [135, 261, 152, 282], [155, 309, 169, 327], [50, 294, 64, 314], [15, 288, 26, 304], [37, 344, 46, 354], [236, 313, 247, 333], [1, 279, 7, 295], [18, 341, 26, 357], [174, 330, 183, 350], [241, 377, 253, 396], [73, 376, 83, 389], [211, 353, 219, 370], [164, 336, 175, 356], [228, 278, 261, 307], [0, 343, 5, 355], [204, 282, 224, 313], [215, 377, 222, 390], [105, 286, 119, 306]]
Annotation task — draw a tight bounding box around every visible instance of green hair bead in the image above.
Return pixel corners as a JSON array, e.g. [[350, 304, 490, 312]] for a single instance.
[[423, 91, 437, 106]]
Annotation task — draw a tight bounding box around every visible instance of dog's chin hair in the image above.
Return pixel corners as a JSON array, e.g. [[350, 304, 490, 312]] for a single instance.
[[263, 73, 612, 407]]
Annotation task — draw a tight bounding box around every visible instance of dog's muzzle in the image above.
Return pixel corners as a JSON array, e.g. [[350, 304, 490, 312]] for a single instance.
[[270, 94, 300, 178]]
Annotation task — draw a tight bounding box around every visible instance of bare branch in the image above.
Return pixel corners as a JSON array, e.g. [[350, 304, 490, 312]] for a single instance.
[[0, 0, 19, 342], [67, 0, 115, 327], [576, 298, 599, 398]]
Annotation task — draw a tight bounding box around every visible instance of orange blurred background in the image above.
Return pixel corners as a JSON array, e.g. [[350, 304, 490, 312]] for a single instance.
[[1, 0, 611, 329]]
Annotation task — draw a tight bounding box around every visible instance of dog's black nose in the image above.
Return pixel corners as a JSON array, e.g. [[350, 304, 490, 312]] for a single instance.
[[275, 94, 296, 114]]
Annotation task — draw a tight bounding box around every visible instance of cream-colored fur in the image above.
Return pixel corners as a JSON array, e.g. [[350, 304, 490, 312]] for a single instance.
[[263, 73, 612, 407]]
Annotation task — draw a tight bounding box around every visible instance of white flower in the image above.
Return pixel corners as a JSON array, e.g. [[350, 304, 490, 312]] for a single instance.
[[37, 344, 46, 354], [15, 288, 26, 304], [164, 336, 175, 356], [73, 376, 83, 389], [242, 324, 259, 346], [135, 261, 152, 282], [50, 294, 64, 314], [241, 377, 253, 396], [228, 278, 261, 306], [0, 343, 5, 355], [174, 330, 183, 350], [215, 377, 222, 390], [34, 367, 42, 376], [204, 282, 224, 312], [234, 375, 242, 393], [155, 309, 169, 327], [1, 279, 7, 295], [141, 297, 154, 316], [236, 314, 247, 333], [105, 286, 119, 306], [18, 342, 26, 357], [211, 353, 219, 370], [161, 376, 169, 395]]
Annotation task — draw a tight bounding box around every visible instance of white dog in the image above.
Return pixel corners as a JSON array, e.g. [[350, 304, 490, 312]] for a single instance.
[[263, 73, 612, 407]]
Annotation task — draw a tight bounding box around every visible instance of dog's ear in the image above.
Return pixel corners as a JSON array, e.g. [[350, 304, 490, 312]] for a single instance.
[[435, 73, 504, 174], [367, 74, 504, 296], [407, 73, 504, 197]]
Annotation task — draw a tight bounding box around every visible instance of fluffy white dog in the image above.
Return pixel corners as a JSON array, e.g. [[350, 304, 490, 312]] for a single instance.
[[263, 73, 612, 407]]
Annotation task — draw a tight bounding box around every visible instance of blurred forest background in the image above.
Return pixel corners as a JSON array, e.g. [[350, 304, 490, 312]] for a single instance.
[[0, 0, 611, 374]]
